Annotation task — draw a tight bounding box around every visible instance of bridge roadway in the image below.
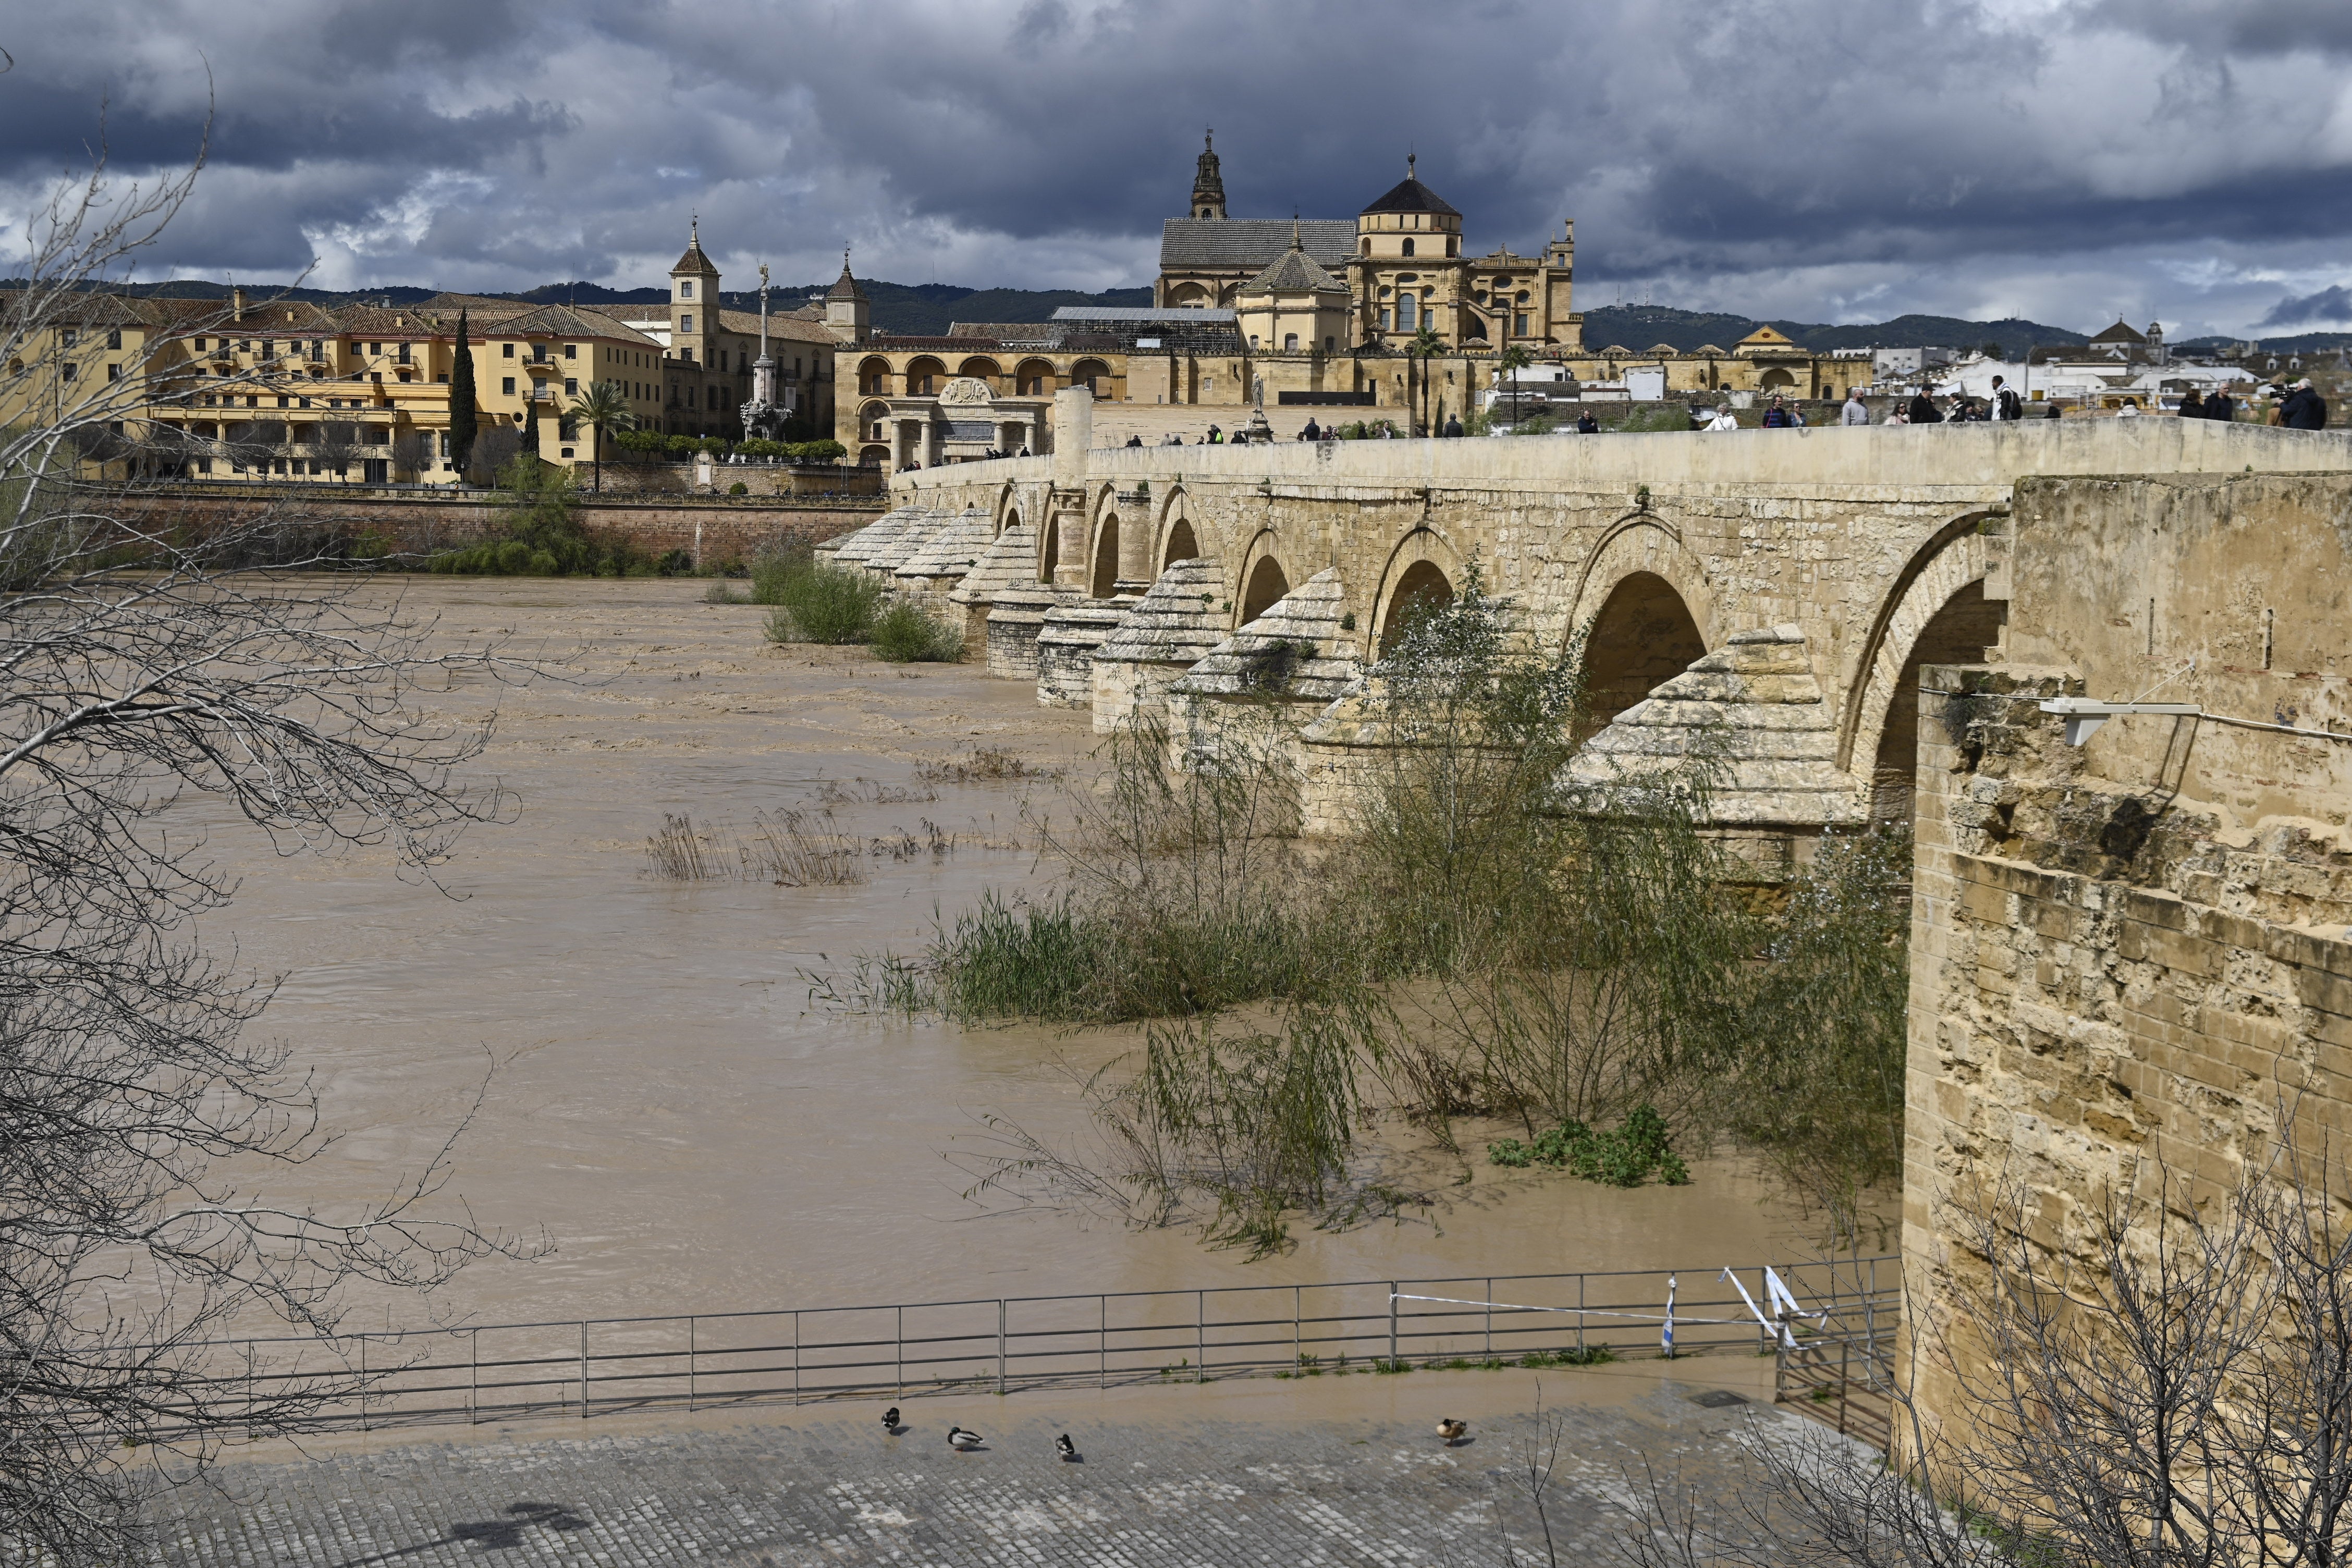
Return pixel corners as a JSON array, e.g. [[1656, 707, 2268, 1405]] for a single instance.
[[844, 415, 2352, 846]]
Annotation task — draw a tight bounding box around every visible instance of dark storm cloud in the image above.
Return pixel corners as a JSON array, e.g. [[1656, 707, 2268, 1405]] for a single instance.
[[2261, 284, 2352, 327], [5, 0, 2350, 332]]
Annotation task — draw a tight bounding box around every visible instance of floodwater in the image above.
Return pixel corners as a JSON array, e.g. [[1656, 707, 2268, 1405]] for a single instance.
[[195, 577, 1848, 1333]]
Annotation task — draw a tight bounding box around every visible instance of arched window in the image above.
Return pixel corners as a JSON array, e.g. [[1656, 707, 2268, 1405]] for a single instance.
[[1283, 333, 1297, 351], [1361, 238, 1370, 255], [1397, 296, 1417, 330], [1402, 238, 1415, 258]]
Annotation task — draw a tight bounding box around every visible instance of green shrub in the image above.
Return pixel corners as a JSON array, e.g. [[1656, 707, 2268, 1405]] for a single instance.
[[868, 599, 963, 663], [760, 561, 889, 644], [728, 481, 749, 496], [1487, 1104, 1690, 1187]]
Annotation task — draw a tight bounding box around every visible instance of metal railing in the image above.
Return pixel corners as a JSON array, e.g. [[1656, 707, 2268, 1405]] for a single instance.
[[1773, 1268, 1902, 1450], [150, 1258, 1893, 1437]]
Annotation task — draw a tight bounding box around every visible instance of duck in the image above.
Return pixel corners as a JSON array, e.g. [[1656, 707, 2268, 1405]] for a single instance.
[[1437, 1418, 1469, 1445], [881, 1406, 900, 1434], [1055, 1433, 1077, 1461], [947, 1426, 983, 1451]]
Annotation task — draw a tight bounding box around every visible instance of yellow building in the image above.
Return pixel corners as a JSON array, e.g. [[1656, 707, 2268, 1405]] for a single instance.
[[2, 222, 841, 485]]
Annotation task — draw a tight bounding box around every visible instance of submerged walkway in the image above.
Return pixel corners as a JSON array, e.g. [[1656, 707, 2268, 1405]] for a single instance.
[[148, 1362, 1798, 1565]]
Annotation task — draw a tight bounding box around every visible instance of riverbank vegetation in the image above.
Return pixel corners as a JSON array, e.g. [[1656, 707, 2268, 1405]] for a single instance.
[[427, 457, 688, 576], [868, 569, 1909, 1256]]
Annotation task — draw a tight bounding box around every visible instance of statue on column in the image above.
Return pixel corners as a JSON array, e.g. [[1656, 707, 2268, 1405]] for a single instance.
[[739, 263, 795, 443]]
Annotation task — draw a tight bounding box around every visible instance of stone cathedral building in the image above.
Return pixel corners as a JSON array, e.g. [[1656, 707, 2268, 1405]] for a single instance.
[[834, 138, 1862, 466]]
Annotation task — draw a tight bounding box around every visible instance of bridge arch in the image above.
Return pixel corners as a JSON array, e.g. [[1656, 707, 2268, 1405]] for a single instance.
[[1089, 491, 1123, 598], [1836, 513, 2007, 819], [1233, 530, 1292, 625], [1370, 526, 1465, 656], [1566, 515, 1717, 731], [1156, 487, 1201, 570]]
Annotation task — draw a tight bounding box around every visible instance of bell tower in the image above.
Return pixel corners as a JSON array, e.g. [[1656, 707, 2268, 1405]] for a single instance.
[[668, 216, 720, 365], [1190, 129, 1227, 221]]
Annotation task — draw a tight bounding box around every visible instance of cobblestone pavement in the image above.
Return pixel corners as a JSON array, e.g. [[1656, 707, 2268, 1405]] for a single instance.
[[146, 1367, 1809, 1566]]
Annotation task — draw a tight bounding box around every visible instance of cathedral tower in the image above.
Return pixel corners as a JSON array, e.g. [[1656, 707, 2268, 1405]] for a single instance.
[[1190, 130, 1227, 221]]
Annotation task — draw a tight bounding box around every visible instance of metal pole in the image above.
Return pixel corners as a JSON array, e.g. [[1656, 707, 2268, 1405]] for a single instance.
[[1197, 1292, 1206, 1382], [688, 1317, 696, 1412], [1486, 1278, 1493, 1358], [1839, 1339, 1851, 1436], [1294, 1285, 1302, 1373], [896, 1305, 904, 1396], [997, 1300, 1007, 1394], [359, 1336, 368, 1433], [579, 1321, 589, 1420], [792, 1312, 801, 1406], [470, 1329, 479, 1426], [1099, 1295, 1107, 1389], [1577, 1276, 1586, 1357], [1388, 1284, 1399, 1366]]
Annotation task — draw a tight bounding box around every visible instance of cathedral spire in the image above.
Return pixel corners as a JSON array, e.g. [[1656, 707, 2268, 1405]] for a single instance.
[[1190, 128, 1227, 220]]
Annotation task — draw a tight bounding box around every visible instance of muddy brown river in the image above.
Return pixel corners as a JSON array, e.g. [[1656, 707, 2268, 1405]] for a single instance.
[[194, 577, 1848, 1332]]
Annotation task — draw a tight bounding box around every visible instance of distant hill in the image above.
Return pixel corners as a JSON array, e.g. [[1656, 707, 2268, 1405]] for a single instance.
[[1579, 304, 2087, 360], [41, 279, 2339, 359], [15, 277, 1155, 338]]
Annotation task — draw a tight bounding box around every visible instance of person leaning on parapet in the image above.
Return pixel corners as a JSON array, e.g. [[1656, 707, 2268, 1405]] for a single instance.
[[1907, 390, 1943, 423], [2277, 378, 2329, 429], [1988, 375, 2022, 421], [1761, 394, 1796, 427], [1576, 410, 1601, 434], [1443, 414, 1463, 437], [1205, 424, 1222, 443], [1704, 403, 1740, 431], [2177, 388, 2205, 419], [1841, 389, 1871, 425], [1301, 416, 1322, 441], [2203, 387, 2235, 422]]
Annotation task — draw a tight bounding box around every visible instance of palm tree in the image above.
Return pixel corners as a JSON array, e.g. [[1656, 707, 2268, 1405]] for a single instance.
[[567, 380, 637, 493], [1498, 345, 1534, 432], [1409, 325, 1443, 435]]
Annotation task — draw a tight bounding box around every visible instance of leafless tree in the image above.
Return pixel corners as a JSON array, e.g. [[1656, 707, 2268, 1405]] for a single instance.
[[390, 428, 429, 477], [1618, 1130, 2352, 1568], [2, 126, 543, 1564], [314, 420, 359, 479]]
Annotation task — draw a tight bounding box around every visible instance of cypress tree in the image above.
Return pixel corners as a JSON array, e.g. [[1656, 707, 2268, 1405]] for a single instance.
[[448, 308, 478, 481]]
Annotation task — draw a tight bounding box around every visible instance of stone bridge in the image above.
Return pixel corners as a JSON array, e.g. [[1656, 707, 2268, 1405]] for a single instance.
[[822, 392, 2352, 852]]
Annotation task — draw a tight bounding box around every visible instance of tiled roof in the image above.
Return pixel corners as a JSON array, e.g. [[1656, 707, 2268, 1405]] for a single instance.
[[716, 307, 836, 344], [1050, 307, 1241, 323], [1361, 176, 1460, 218], [827, 263, 866, 302], [1159, 218, 1355, 272], [478, 303, 662, 346], [1243, 244, 1344, 296]]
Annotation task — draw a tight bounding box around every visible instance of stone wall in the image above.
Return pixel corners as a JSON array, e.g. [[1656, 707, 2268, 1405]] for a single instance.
[[1901, 470, 2352, 1445], [112, 485, 879, 566]]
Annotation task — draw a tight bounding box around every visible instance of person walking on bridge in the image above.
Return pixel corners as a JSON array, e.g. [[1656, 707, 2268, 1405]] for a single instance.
[[1841, 390, 1871, 425], [1761, 395, 1796, 428], [1704, 404, 1740, 431]]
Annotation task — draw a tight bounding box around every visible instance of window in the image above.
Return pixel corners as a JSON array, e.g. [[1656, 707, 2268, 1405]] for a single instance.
[[1325, 336, 1337, 351], [1397, 296, 1417, 329], [503, 343, 515, 358], [1283, 333, 1298, 351], [1362, 238, 1370, 254], [309, 340, 324, 361], [1515, 313, 1530, 336], [60, 329, 76, 348], [1381, 308, 1393, 330], [106, 364, 120, 381], [1402, 238, 1415, 258], [1516, 290, 1530, 304], [679, 281, 693, 299], [60, 363, 75, 382], [106, 328, 121, 350], [564, 344, 576, 360], [680, 313, 693, 332], [681, 347, 694, 362], [501, 376, 516, 395], [564, 377, 577, 396], [397, 343, 411, 364], [532, 344, 546, 363], [193, 337, 206, 352], [368, 342, 381, 354], [1249, 335, 1260, 349], [261, 340, 275, 359]]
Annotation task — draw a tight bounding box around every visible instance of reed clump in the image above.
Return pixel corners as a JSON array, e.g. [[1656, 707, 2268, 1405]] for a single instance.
[[923, 565, 1908, 1252], [644, 809, 869, 885], [760, 560, 891, 645]]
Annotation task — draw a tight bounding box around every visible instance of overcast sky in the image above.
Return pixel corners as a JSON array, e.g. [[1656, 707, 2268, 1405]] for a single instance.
[[5, 0, 2351, 337]]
